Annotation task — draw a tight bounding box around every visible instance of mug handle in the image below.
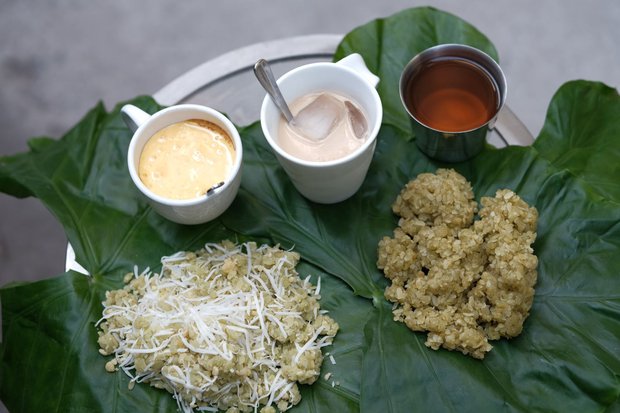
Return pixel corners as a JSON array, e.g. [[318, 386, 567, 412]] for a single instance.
[[336, 53, 380, 88], [121, 104, 151, 133]]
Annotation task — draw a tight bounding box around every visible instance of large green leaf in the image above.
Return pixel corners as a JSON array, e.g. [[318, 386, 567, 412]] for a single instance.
[[2, 6, 620, 413]]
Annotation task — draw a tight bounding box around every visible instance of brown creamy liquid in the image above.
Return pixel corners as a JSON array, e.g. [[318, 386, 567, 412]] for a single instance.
[[138, 119, 235, 200], [404, 57, 499, 132], [278, 92, 368, 162]]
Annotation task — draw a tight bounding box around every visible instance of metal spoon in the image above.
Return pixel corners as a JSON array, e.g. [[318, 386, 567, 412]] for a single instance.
[[205, 181, 224, 196], [253, 59, 295, 124]]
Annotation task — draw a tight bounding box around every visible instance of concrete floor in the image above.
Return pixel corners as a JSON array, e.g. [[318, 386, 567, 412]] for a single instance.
[[0, 1, 619, 411]]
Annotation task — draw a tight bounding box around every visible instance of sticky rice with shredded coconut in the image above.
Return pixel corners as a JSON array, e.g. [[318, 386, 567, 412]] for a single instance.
[[97, 240, 338, 413]]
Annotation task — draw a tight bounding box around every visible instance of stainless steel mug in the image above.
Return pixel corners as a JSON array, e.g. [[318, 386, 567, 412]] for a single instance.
[[399, 44, 507, 162]]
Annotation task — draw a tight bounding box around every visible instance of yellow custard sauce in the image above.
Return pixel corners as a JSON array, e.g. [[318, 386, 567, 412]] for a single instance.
[[138, 119, 235, 200]]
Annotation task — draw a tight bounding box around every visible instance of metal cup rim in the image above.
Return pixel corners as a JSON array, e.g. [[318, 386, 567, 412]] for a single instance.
[[398, 43, 507, 134]]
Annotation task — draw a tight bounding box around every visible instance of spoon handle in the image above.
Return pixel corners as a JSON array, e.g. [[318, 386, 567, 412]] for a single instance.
[[254, 59, 295, 124]]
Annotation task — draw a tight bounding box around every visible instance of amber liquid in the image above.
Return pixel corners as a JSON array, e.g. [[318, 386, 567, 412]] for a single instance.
[[404, 57, 499, 132]]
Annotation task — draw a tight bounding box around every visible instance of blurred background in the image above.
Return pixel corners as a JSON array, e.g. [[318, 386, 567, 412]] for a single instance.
[[0, 2, 618, 408]]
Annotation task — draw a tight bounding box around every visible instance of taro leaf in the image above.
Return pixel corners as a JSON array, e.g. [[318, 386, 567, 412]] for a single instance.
[[0, 252, 367, 413], [2, 6, 620, 413], [358, 138, 620, 412], [0, 272, 179, 412], [333, 7, 620, 411], [0, 97, 238, 413], [533, 81, 620, 202], [0, 97, 369, 412]]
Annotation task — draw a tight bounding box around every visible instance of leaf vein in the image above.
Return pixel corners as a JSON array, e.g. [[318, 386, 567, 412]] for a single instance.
[[53, 284, 96, 412], [99, 206, 153, 273]]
